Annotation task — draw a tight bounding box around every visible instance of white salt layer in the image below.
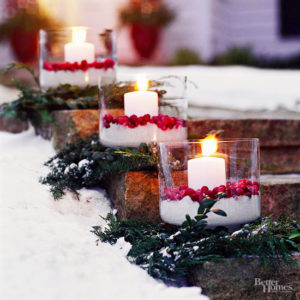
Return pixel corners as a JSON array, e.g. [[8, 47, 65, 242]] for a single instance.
[[40, 68, 116, 88], [100, 123, 187, 147], [160, 195, 261, 228]]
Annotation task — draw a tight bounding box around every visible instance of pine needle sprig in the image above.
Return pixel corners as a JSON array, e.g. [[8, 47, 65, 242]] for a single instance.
[[41, 134, 158, 199], [93, 214, 299, 285]]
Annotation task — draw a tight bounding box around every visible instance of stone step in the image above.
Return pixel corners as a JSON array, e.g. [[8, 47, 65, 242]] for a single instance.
[[1, 110, 300, 172], [188, 253, 300, 300], [0, 114, 28, 133], [188, 119, 300, 147], [105, 172, 300, 223], [52, 109, 99, 150]]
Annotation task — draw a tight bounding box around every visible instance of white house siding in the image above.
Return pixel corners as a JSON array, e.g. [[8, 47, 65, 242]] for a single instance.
[[162, 0, 213, 62], [211, 0, 300, 59]]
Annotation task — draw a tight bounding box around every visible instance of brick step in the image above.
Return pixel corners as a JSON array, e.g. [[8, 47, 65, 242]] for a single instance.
[[1, 110, 300, 173], [105, 172, 300, 223], [188, 253, 299, 300]]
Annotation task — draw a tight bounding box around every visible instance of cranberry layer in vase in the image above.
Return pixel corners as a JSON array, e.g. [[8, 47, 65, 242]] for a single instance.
[[160, 179, 261, 230], [100, 113, 188, 147], [40, 59, 116, 89]]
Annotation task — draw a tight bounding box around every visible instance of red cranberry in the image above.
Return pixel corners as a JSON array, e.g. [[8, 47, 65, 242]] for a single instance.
[[212, 187, 219, 195], [80, 60, 88, 71], [179, 185, 188, 191], [205, 190, 213, 198], [104, 58, 115, 69], [201, 186, 209, 194], [144, 114, 150, 122], [104, 114, 113, 122], [96, 61, 104, 69], [184, 188, 195, 197], [238, 179, 247, 185], [170, 118, 176, 126], [218, 185, 226, 193], [152, 116, 159, 123], [238, 183, 247, 191], [117, 116, 125, 124], [226, 188, 231, 197], [129, 115, 138, 123], [190, 193, 199, 201], [162, 116, 170, 126], [236, 188, 244, 196], [73, 62, 79, 70]]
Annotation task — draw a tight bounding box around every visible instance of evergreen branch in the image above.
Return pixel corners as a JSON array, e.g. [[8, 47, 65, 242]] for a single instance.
[[92, 214, 299, 285], [41, 134, 157, 199]]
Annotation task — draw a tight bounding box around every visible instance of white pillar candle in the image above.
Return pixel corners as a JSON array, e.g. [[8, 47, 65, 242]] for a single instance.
[[124, 77, 158, 117], [188, 157, 226, 190], [124, 91, 158, 117], [64, 28, 95, 63]]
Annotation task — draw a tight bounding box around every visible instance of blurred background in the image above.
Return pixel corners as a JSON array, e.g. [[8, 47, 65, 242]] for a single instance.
[[1, 0, 300, 68], [1, 0, 300, 119]]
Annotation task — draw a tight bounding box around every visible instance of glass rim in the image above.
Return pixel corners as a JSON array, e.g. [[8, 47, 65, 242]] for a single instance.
[[115, 74, 187, 83], [159, 138, 259, 147]]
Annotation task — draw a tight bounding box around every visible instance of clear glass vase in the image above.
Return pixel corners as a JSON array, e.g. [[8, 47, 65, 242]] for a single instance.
[[39, 27, 117, 90], [99, 75, 188, 147], [158, 138, 260, 229]]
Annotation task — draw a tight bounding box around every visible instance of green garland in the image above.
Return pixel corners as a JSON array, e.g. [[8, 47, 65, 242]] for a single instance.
[[0, 63, 98, 127], [41, 134, 157, 199], [93, 212, 300, 285]]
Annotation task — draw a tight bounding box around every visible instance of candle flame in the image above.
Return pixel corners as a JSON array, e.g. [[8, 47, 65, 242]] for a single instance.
[[201, 135, 218, 156], [136, 77, 149, 91], [72, 27, 86, 44]]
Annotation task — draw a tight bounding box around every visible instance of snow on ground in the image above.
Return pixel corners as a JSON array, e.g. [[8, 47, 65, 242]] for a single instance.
[[0, 85, 20, 105], [119, 65, 300, 113], [0, 128, 207, 300]]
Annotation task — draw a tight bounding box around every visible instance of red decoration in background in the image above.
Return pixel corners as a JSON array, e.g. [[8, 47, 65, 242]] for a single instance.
[[119, 0, 174, 61], [130, 24, 160, 59], [10, 28, 38, 63]]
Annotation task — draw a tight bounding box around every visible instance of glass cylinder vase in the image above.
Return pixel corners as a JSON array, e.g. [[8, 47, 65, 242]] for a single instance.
[[99, 75, 188, 147], [39, 27, 117, 90], [158, 138, 260, 230]]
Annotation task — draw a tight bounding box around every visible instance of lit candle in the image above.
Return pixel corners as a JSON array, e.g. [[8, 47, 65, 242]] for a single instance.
[[124, 77, 158, 117], [64, 27, 95, 63], [188, 136, 226, 190]]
